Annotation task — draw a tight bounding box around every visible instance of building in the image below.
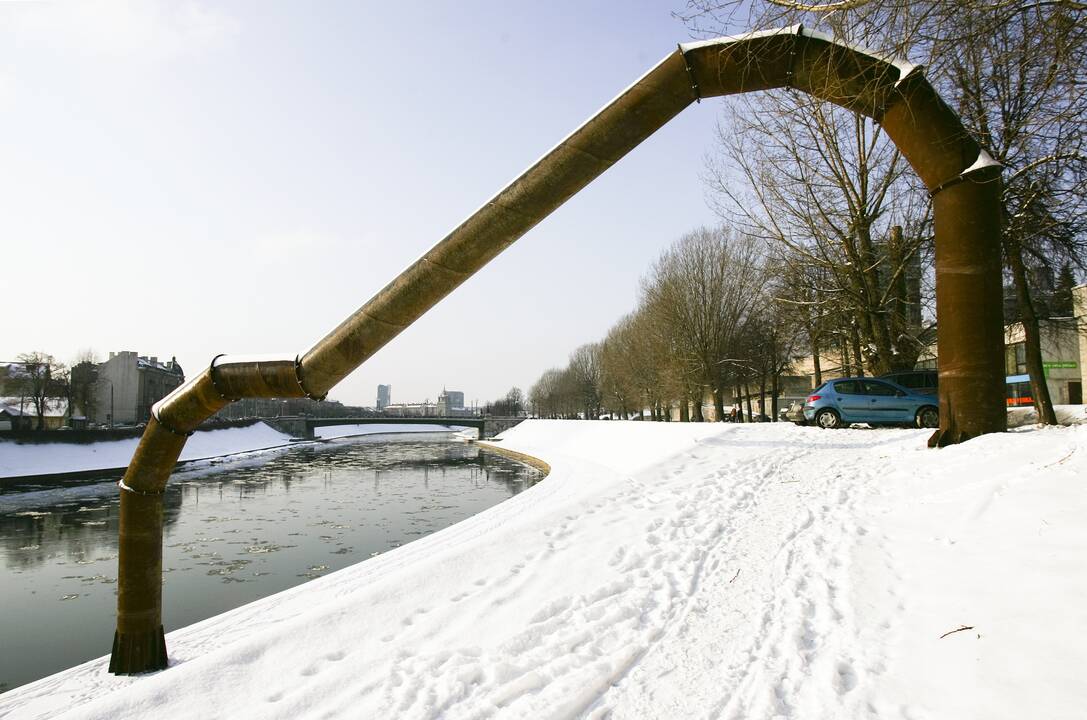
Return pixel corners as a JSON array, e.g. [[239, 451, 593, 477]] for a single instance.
[[1005, 285, 1086, 406], [436, 388, 465, 416], [788, 284, 1087, 409], [0, 398, 68, 430], [383, 401, 438, 417], [95, 352, 185, 426], [376, 384, 391, 411]]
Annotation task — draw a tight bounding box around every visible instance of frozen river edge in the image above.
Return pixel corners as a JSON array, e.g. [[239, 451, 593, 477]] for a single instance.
[[2, 419, 1085, 720], [0, 422, 472, 482]]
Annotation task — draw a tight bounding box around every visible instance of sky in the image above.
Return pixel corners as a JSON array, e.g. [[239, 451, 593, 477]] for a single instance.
[[0, 0, 738, 408]]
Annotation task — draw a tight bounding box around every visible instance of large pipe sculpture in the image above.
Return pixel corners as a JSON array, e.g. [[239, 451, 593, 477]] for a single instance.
[[109, 26, 1006, 673]]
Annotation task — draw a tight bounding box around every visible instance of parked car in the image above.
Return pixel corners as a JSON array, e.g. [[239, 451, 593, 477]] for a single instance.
[[784, 400, 806, 425], [803, 377, 939, 429], [878, 369, 938, 397]]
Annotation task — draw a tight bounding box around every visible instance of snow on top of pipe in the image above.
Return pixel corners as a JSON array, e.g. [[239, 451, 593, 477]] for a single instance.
[[212, 354, 297, 367], [678, 24, 805, 51], [961, 148, 1002, 175], [679, 25, 919, 82]]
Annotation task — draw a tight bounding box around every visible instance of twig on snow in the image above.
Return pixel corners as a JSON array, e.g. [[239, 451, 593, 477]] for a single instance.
[[939, 625, 975, 639], [1043, 447, 1076, 468], [730, 569, 741, 584]]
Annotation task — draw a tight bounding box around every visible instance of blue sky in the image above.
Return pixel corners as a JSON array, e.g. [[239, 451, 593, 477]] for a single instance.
[[1, 1, 736, 407]]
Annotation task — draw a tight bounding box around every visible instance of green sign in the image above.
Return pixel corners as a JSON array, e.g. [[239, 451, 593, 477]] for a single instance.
[[1042, 361, 1078, 369]]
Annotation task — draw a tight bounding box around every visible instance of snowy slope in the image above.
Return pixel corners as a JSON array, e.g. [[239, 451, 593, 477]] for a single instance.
[[1, 420, 1084, 719], [0, 422, 465, 478]]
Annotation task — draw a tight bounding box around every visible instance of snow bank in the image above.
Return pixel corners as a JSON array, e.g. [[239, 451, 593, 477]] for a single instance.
[[1007, 403, 1087, 428], [0, 423, 295, 479], [0, 422, 472, 479], [315, 423, 475, 440], [2, 420, 1084, 719]]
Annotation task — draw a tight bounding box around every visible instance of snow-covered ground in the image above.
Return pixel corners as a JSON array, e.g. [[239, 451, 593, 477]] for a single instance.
[[1007, 403, 1087, 427], [0, 422, 469, 479], [2, 420, 1084, 719]]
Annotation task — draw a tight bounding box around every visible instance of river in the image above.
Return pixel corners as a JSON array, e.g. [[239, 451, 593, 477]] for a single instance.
[[0, 433, 543, 693]]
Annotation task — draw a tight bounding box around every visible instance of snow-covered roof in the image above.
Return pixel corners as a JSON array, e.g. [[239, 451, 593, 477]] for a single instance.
[[0, 396, 68, 417], [136, 356, 183, 374]]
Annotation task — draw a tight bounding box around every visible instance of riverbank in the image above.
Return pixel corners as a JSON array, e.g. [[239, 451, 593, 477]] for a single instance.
[[2, 420, 1085, 719], [0, 422, 476, 484]]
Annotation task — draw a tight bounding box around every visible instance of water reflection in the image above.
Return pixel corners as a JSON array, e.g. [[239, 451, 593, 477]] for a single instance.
[[0, 435, 542, 694]]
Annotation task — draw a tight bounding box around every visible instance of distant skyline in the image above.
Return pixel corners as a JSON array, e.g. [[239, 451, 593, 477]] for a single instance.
[[0, 1, 734, 405]]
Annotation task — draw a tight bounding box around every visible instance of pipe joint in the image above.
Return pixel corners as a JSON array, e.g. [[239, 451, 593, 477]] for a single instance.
[[928, 149, 1003, 198], [149, 416, 194, 438], [677, 44, 701, 101], [294, 355, 327, 402], [118, 479, 164, 496], [207, 353, 234, 401]]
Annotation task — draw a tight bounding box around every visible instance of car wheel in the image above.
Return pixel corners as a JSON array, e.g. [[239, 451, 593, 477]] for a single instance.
[[916, 406, 939, 429], [815, 408, 841, 429]]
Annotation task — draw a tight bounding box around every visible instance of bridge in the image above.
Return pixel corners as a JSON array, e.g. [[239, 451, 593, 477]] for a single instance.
[[265, 415, 524, 441]]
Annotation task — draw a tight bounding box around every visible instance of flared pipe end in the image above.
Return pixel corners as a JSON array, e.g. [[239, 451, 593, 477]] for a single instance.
[[109, 626, 168, 675]]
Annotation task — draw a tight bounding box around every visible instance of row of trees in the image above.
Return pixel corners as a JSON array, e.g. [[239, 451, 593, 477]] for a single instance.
[[530, 227, 808, 422], [679, 0, 1086, 424], [482, 387, 525, 417]]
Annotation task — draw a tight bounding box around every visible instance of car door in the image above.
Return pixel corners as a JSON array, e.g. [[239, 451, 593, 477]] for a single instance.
[[863, 380, 911, 422], [831, 380, 868, 421]]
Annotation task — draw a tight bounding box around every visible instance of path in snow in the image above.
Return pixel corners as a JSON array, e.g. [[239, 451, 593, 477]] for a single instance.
[[2, 420, 1084, 720]]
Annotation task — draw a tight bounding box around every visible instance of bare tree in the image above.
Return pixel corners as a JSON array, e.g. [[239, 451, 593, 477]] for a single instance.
[[704, 90, 931, 376], [684, 0, 1087, 425], [12, 352, 64, 430], [644, 227, 765, 420], [569, 343, 604, 419]]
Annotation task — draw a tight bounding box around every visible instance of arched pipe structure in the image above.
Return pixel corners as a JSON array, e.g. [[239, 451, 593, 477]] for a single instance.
[[109, 25, 1006, 673]]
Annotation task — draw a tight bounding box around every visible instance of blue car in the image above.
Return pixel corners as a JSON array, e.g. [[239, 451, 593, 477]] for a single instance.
[[803, 377, 939, 429]]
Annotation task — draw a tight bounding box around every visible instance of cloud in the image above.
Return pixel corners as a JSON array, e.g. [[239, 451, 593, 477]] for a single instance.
[[6, 0, 239, 62]]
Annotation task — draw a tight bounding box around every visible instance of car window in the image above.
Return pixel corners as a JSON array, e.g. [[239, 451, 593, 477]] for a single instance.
[[833, 380, 862, 395], [864, 380, 898, 396], [896, 373, 919, 388]]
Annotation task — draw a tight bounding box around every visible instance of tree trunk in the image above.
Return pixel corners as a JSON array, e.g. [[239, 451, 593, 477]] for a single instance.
[[1007, 239, 1058, 424], [744, 381, 754, 422], [692, 392, 704, 422], [850, 325, 865, 377], [734, 383, 744, 422], [680, 395, 690, 422], [758, 371, 767, 421], [771, 371, 780, 421], [811, 331, 822, 387], [713, 387, 725, 422]]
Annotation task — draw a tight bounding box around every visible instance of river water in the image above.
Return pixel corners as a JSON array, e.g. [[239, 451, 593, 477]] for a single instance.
[[0, 434, 543, 693]]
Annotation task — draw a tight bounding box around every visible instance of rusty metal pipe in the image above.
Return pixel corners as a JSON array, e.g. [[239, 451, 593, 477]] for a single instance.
[[111, 25, 1005, 674]]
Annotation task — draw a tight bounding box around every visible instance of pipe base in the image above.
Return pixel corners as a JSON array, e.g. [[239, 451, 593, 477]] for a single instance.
[[928, 427, 972, 448], [108, 626, 168, 675]]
